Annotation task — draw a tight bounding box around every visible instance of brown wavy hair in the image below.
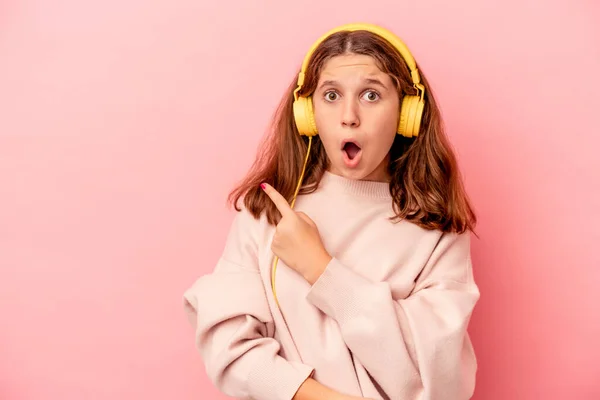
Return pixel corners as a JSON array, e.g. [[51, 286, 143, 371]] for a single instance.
[[228, 29, 476, 234]]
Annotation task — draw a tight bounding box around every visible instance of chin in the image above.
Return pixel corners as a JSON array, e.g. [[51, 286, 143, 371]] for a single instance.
[[330, 164, 377, 181]]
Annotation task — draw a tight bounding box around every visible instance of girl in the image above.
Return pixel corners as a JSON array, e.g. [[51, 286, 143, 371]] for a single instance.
[[183, 23, 480, 400]]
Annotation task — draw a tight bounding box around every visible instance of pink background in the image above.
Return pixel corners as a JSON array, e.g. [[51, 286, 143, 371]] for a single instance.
[[1, 0, 599, 399]]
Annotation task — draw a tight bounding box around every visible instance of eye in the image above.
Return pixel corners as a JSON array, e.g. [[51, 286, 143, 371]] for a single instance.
[[324, 91, 339, 102], [362, 90, 380, 102]]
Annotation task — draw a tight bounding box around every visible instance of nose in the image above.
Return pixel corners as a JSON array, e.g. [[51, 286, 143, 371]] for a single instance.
[[341, 98, 360, 128]]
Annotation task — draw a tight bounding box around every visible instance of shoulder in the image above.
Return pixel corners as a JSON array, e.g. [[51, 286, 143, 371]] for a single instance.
[[222, 204, 274, 258], [425, 228, 474, 276], [229, 203, 272, 234], [419, 226, 472, 260], [405, 218, 472, 247], [400, 220, 473, 266], [437, 229, 472, 251]]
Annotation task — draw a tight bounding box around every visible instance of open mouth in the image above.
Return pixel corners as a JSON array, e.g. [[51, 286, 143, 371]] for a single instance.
[[341, 139, 362, 168], [342, 140, 362, 160]]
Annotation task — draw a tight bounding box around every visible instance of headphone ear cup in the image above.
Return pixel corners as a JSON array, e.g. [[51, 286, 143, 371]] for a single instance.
[[412, 98, 425, 137], [398, 95, 415, 137], [293, 96, 318, 137], [398, 95, 424, 138]]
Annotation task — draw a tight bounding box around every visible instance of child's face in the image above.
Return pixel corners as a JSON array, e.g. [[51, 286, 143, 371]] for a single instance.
[[313, 53, 400, 182]]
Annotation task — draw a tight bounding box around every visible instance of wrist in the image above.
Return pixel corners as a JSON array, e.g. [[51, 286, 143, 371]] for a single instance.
[[292, 377, 346, 400], [303, 249, 331, 285]]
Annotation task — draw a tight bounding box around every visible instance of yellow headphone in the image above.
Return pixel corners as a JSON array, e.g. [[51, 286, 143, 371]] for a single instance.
[[271, 23, 426, 308]]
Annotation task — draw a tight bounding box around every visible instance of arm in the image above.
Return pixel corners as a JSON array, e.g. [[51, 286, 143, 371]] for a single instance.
[[183, 209, 314, 400], [305, 231, 480, 400], [183, 208, 363, 400]]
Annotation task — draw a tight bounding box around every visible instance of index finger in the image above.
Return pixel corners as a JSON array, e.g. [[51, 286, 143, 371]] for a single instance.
[[261, 183, 294, 217]]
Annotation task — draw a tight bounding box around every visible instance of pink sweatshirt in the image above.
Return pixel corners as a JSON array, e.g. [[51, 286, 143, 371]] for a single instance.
[[183, 171, 480, 400]]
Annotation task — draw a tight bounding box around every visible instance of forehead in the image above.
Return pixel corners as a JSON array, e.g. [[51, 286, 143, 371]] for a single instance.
[[318, 54, 384, 80]]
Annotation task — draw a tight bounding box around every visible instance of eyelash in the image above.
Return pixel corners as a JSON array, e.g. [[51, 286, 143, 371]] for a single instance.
[[323, 89, 381, 103]]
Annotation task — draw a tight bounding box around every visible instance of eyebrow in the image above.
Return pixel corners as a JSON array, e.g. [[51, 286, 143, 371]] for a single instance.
[[317, 77, 389, 91]]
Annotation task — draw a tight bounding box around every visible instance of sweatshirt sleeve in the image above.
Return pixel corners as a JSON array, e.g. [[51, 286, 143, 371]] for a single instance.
[[183, 209, 314, 400], [305, 231, 480, 400]]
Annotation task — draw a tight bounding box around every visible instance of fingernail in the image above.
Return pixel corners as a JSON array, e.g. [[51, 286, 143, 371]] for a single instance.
[[260, 183, 266, 190]]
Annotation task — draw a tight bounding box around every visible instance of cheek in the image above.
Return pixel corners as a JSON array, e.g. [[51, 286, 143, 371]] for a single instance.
[[372, 106, 399, 134], [313, 101, 331, 128], [377, 101, 400, 128], [366, 107, 399, 155], [313, 103, 338, 145]]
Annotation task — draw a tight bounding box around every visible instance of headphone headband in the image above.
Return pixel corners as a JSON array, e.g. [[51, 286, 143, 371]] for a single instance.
[[294, 22, 422, 100]]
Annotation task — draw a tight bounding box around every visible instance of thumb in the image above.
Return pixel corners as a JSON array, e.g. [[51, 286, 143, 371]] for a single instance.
[[296, 212, 315, 226]]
